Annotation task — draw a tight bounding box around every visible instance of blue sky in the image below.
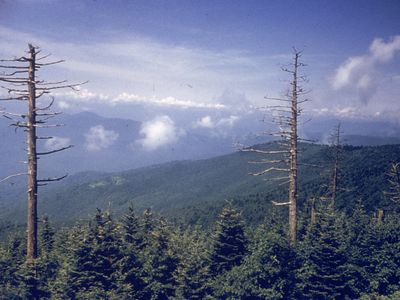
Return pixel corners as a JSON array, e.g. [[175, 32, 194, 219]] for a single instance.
[[1, 0, 400, 127]]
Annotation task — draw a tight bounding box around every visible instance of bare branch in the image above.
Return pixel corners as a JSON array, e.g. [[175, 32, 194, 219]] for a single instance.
[[272, 201, 291, 206], [37, 174, 68, 183], [241, 148, 287, 154], [0, 172, 28, 183], [35, 97, 54, 111], [250, 167, 290, 176], [37, 145, 73, 156], [248, 159, 285, 164], [36, 59, 65, 66], [33, 123, 64, 128]]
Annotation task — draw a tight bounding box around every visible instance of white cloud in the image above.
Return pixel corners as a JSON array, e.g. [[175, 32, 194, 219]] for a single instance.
[[370, 36, 400, 62], [137, 116, 185, 151], [195, 115, 240, 130], [332, 56, 372, 90], [113, 93, 225, 109], [57, 100, 70, 109], [85, 125, 119, 151], [217, 115, 240, 127], [45, 136, 71, 151], [195, 116, 214, 128], [332, 36, 400, 103]]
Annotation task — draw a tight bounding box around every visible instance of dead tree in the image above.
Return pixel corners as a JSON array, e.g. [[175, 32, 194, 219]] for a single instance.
[[243, 49, 308, 246], [384, 162, 400, 204], [329, 123, 343, 205], [0, 44, 83, 262], [320, 123, 344, 206]]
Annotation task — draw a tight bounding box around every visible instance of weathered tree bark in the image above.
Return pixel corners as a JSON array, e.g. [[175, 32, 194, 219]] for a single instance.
[[0, 44, 83, 262], [310, 197, 317, 225], [244, 49, 306, 247], [330, 123, 341, 205], [288, 51, 299, 246], [27, 44, 38, 261]]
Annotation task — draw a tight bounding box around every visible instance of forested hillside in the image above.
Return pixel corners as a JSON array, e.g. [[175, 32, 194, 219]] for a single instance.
[[1, 142, 400, 233]]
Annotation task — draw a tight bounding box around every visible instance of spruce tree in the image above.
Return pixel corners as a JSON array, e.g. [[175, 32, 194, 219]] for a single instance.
[[118, 204, 146, 298], [212, 215, 295, 299], [210, 206, 247, 276], [297, 205, 349, 299], [52, 210, 123, 298], [1, 234, 25, 298], [368, 214, 400, 296], [346, 203, 375, 297], [174, 227, 212, 299], [142, 216, 179, 299], [89, 209, 123, 295]]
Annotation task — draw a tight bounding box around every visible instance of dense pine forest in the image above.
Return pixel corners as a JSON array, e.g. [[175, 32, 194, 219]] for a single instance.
[[1, 200, 400, 299]]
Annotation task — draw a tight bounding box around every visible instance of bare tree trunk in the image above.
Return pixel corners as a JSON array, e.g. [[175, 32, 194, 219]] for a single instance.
[[331, 123, 341, 205], [27, 44, 38, 261], [310, 197, 317, 225], [244, 49, 306, 247], [288, 51, 299, 246], [1, 44, 83, 262]]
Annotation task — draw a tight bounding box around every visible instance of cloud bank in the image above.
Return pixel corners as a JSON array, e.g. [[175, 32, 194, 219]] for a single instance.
[[195, 115, 240, 129], [137, 116, 185, 151], [332, 36, 400, 103], [85, 125, 119, 151]]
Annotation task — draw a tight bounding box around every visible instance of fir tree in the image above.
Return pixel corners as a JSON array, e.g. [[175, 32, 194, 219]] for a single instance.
[[210, 206, 247, 276], [297, 205, 349, 299], [368, 214, 400, 295], [118, 204, 146, 298], [346, 202, 376, 297], [212, 215, 295, 299], [52, 210, 123, 298], [174, 226, 212, 299], [0, 234, 27, 299], [142, 216, 179, 299]]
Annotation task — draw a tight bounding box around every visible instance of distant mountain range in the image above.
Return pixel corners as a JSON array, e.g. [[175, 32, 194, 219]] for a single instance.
[[1, 142, 400, 236], [1, 111, 400, 180]]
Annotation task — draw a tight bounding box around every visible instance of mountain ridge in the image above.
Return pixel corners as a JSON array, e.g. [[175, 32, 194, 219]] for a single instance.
[[1, 142, 400, 235]]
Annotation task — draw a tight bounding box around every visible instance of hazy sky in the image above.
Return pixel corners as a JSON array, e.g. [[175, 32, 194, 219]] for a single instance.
[[1, 0, 400, 123]]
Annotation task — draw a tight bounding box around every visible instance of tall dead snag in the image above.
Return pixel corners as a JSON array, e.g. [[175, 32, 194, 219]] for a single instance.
[[0, 44, 83, 262], [243, 49, 308, 246], [385, 162, 400, 204], [321, 123, 343, 206]]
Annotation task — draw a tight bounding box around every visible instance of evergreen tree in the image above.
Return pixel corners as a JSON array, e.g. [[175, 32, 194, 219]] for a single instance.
[[142, 216, 179, 299], [52, 210, 123, 298], [368, 214, 400, 296], [118, 204, 146, 298], [0, 234, 26, 299], [122, 204, 144, 250], [50, 226, 88, 299], [346, 203, 376, 297], [40, 216, 55, 256], [210, 206, 247, 276], [212, 215, 295, 299], [297, 204, 349, 299], [174, 226, 212, 299]]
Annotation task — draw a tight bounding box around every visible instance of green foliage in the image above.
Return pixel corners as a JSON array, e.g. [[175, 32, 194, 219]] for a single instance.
[[118, 204, 146, 298], [2, 204, 400, 298], [210, 206, 247, 276], [141, 217, 179, 299], [211, 215, 296, 299], [174, 227, 212, 299], [4, 143, 400, 233], [297, 205, 350, 299]]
